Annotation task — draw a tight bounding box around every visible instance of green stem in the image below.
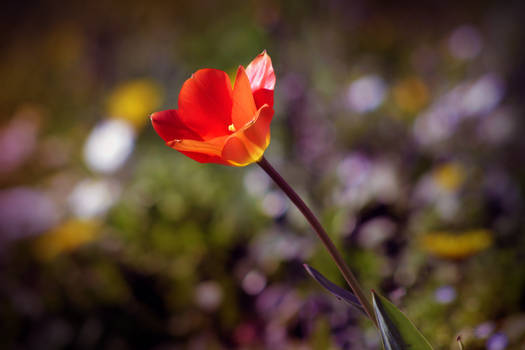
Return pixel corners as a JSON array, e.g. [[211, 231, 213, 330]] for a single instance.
[[257, 156, 377, 325]]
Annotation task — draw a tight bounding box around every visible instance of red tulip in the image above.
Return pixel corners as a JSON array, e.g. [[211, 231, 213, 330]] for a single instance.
[[150, 51, 275, 166]]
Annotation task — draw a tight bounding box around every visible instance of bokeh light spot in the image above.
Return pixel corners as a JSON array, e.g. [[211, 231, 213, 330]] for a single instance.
[[83, 119, 135, 174]]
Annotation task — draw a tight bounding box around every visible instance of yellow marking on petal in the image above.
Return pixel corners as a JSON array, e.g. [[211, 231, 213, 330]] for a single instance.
[[228, 123, 236, 132]]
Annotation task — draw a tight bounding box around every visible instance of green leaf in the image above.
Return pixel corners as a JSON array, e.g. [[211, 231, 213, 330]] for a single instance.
[[303, 264, 367, 317], [372, 290, 433, 350]]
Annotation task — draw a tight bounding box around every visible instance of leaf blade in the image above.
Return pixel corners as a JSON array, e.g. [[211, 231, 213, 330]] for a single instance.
[[303, 264, 367, 317], [372, 291, 433, 350]]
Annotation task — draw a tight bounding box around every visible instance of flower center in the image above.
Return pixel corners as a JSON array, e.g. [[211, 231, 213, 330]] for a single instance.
[[228, 123, 236, 132]]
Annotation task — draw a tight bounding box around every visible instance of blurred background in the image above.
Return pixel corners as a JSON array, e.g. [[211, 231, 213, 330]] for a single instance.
[[1, 0, 524, 349]]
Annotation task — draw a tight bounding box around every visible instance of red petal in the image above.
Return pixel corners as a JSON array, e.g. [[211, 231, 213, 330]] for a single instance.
[[222, 104, 273, 166], [246, 51, 275, 92], [231, 66, 257, 130], [178, 69, 233, 140], [150, 109, 202, 143], [252, 89, 274, 112], [176, 151, 230, 165]]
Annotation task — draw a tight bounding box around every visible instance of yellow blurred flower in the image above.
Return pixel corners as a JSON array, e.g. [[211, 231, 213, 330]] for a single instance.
[[393, 77, 429, 115], [420, 229, 493, 259], [33, 219, 100, 260], [107, 79, 162, 129], [433, 163, 465, 192]]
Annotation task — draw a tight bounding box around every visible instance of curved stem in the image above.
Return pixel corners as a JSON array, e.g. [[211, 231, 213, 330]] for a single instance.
[[257, 156, 377, 325]]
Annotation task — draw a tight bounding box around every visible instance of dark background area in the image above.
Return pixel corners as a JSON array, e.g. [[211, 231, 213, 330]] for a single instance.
[[1, 1, 524, 349]]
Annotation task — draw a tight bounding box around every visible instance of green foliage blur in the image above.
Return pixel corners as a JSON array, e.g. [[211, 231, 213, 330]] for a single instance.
[[1, 1, 525, 349]]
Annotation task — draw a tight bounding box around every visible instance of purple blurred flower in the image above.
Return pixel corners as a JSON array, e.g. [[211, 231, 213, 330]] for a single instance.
[[475, 322, 495, 339], [487, 333, 508, 350], [434, 285, 456, 304], [256, 286, 302, 322], [0, 111, 40, 174], [344, 75, 387, 114], [336, 154, 400, 207], [414, 74, 504, 146], [0, 187, 58, 242], [448, 25, 483, 60]]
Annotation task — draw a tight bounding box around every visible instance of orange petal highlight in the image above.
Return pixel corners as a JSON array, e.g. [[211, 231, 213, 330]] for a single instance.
[[178, 69, 233, 140], [231, 66, 257, 130], [167, 135, 230, 165], [243, 104, 273, 149], [222, 104, 273, 166], [167, 136, 228, 157], [221, 137, 252, 167]]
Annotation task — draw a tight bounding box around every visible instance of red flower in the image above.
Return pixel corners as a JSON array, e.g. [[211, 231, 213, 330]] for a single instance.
[[150, 51, 275, 166]]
